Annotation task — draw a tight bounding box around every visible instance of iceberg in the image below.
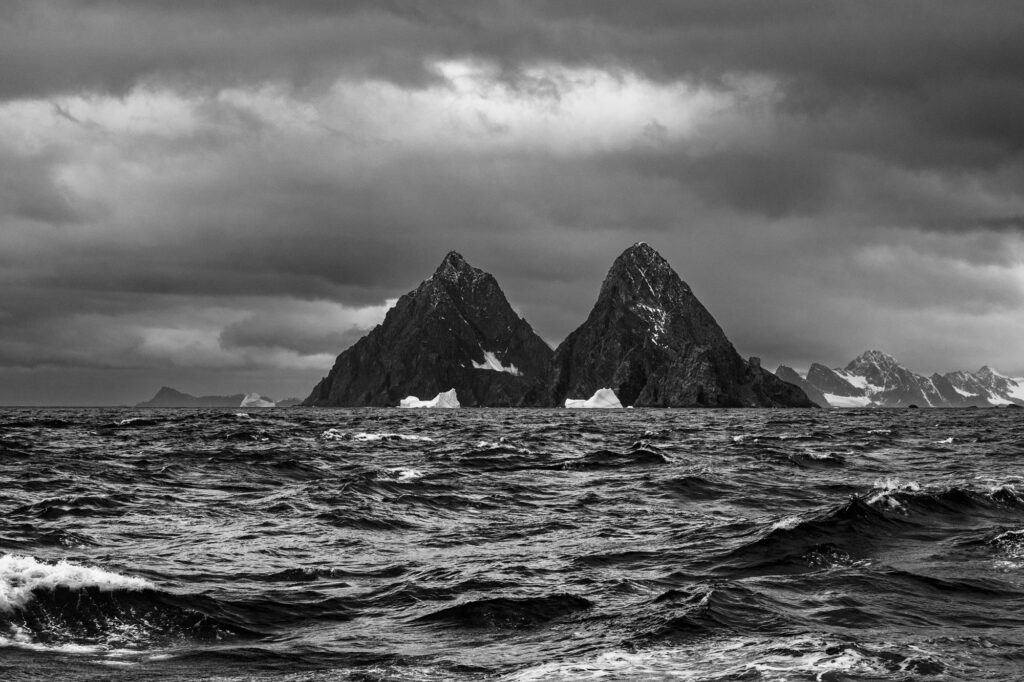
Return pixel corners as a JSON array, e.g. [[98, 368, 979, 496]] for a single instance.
[[240, 393, 276, 407], [398, 389, 460, 409], [565, 388, 623, 409]]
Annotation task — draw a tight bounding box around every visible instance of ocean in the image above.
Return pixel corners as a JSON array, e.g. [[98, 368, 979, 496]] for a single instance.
[[1, 407, 1023, 681]]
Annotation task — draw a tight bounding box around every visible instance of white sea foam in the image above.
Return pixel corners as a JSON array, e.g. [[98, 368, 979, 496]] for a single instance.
[[993, 528, 1024, 570], [353, 432, 434, 443], [381, 468, 424, 481], [866, 478, 921, 510], [770, 515, 802, 531], [319, 429, 434, 442], [0, 555, 152, 613], [116, 417, 147, 426], [505, 635, 926, 681]]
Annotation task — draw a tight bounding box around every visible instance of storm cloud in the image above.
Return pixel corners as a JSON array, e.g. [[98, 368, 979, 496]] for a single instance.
[[1, 1, 1023, 404]]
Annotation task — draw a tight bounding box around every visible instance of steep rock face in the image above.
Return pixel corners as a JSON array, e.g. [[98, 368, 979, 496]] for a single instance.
[[303, 252, 553, 407], [930, 373, 989, 407], [137, 387, 246, 407], [549, 243, 815, 408], [774, 366, 828, 407], [806, 363, 862, 398]]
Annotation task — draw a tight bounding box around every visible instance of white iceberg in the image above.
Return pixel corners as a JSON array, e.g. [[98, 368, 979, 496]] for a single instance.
[[398, 388, 460, 409], [565, 388, 623, 409], [240, 393, 276, 407]]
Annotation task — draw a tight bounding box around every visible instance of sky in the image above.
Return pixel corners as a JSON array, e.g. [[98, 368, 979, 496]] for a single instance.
[[2, 1, 1024, 405]]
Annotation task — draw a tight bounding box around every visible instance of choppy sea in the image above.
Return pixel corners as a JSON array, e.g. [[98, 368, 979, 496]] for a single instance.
[[2, 407, 1024, 681]]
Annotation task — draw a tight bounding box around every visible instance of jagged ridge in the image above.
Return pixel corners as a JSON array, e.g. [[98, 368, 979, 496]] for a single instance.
[[779, 352, 1024, 408]]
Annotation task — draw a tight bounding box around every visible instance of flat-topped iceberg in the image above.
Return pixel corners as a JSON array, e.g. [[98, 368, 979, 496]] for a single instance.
[[399, 389, 460, 409], [565, 388, 622, 409], [240, 393, 275, 407]]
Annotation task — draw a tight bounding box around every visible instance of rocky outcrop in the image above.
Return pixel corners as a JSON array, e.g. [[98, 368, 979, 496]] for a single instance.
[[137, 387, 247, 407], [806, 363, 862, 397], [774, 366, 828, 407], [303, 252, 553, 407], [548, 243, 816, 408]]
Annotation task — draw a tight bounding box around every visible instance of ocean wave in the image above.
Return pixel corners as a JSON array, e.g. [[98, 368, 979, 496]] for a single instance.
[[0, 555, 153, 613], [559, 443, 668, 470], [319, 429, 435, 442], [720, 481, 1024, 576], [507, 635, 945, 681], [414, 594, 592, 629], [0, 555, 259, 652], [657, 474, 733, 499], [10, 494, 136, 520]]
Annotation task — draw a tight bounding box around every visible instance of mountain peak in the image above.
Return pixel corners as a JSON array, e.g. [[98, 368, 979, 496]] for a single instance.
[[613, 241, 668, 270], [434, 250, 473, 278], [601, 242, 683, 303], [848, 349, 900, 370]]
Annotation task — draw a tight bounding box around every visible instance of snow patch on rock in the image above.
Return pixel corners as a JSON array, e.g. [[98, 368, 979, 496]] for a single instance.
[[471, 351, 521, 376], [824, 393, 873, 408]]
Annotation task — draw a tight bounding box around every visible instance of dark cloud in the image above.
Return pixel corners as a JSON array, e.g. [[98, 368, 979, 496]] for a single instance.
[[1, 2, 1023, 404]]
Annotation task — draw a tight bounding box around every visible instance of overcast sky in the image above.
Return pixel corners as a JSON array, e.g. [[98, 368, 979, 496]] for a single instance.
[[2, 1, 1023, 405]]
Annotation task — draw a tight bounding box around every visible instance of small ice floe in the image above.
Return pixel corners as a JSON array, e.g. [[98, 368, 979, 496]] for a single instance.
[[565, 388, 622, 409], [398, 389, 460, 408]]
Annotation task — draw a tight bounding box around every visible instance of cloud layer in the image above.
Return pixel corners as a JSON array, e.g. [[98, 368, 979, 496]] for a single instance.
[[2, 1, 1023, 404]]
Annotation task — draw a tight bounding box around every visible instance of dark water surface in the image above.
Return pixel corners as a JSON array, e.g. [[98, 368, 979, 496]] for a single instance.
[[2, 407, 1024, 680]]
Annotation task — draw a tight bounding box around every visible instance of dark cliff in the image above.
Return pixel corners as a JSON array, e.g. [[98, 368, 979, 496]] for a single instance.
[[303, 252, 553, 407], [548, 243, 816, 408]]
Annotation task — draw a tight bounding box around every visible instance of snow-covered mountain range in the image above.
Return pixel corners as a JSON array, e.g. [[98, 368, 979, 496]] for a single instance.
[[777, 350, 1024, 408]]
